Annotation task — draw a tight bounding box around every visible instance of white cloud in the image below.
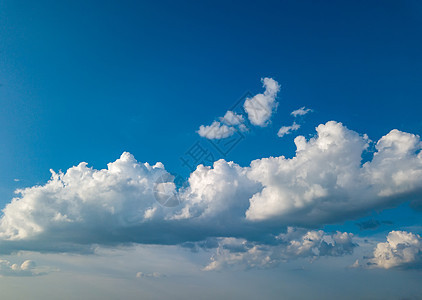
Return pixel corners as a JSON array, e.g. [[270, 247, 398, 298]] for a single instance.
[[220, 111, 244, 126], [203, 228, 356, 271], [0, 122, 422, 253], [243, 78, 280, 127], [368, 231, 422, 269], [0, 152, 170, 250], [0, 259, 44, 276], [291, 106, 312, 117], [277, 122, 300, 137], [189, 121, 422, 226], [245, 121, 422, 223], [197, 77, 279, 139], [197, 111, 247, 140], [197, 121, 236, 139]]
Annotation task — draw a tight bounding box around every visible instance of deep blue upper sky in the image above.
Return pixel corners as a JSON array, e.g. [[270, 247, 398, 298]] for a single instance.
[[1, 0, 422, 209]]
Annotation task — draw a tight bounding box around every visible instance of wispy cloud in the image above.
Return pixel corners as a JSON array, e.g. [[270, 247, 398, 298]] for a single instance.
[[291, 106, 313, 117], [277, 122, 300, 137], [136, 271, 166, 278], [355, 219, 393, 231]]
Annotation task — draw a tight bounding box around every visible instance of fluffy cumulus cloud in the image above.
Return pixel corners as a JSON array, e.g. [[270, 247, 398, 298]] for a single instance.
[[197, 121, 236, 139], [245, 122, 422, 224], [197, 111, 247, 140], [291, 106, 312, 117], [368, 231, 422, 269], [277, 122, 300, 137], [243, 78, 280, 126], [0, 152, 173, 251], [204, 227, 356, 270], [0, 121, 422, 254], [0, 259, 43, 276]]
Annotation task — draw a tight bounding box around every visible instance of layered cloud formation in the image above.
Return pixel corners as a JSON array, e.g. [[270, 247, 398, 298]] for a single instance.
[[0, 121, 422, 255], [204, 228, 356, 270]]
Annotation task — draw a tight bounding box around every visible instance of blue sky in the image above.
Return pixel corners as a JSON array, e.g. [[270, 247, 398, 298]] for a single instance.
[[1, 1, 422, 299]]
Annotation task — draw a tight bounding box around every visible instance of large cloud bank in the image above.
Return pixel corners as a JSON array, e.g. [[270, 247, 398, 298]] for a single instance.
[[0, 121, 422, 254]]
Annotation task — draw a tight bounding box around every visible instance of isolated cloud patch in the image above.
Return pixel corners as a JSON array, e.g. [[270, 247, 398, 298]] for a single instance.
[[244, 78, 280, 127], [197, 111, 247, 140], [0, 122, 422, 253], [197, 121, 236, 139], [204, 228, 356, 270], [136, 271, 165, 278], [0, 259, 44, 277], [355, 219, 393, 231], [368, 231, 422, 269], [291, 106, 312, 117], [277, 122, 300, 137], [277, 106, 312, 138], [197, 77, 279, 139]]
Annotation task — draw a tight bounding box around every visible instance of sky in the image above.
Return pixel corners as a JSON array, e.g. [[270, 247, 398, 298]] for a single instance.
[[0, 0, 422, 299]]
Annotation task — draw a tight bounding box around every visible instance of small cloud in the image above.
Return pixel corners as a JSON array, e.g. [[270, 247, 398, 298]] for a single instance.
[[197, 121, 236, 139], [136, 271, 166, 279], [277, 122, 300, 137], [355, 219, 393, 231], [13, 179, 20, 182], [197, 110, 249, 140], [291, 106, 312, 117], [350, 259, 361, 268], [243, 78, 280, 127], [0, 259, 47, 277], [197, 77, 279, 139]]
